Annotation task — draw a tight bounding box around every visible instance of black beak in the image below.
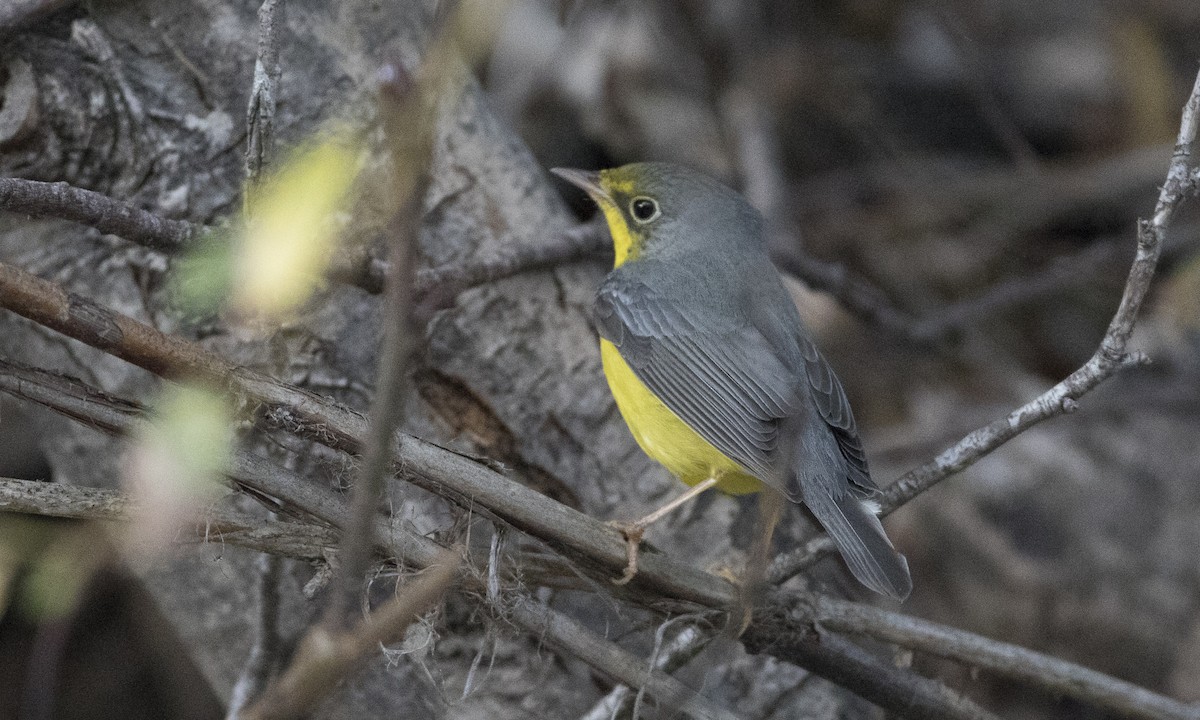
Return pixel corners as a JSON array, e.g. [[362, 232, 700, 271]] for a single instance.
[[550, 167, 611, 204]]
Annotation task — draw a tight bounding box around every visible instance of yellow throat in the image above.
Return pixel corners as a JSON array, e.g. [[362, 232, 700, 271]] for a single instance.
[[594, 171, 761, 495]]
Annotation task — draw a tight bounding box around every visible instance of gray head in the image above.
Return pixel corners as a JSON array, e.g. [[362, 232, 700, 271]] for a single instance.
[[552, 162, 765, 266]]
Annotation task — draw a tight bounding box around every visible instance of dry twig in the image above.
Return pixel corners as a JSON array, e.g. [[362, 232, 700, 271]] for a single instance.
[[241, 549, 462, 720]]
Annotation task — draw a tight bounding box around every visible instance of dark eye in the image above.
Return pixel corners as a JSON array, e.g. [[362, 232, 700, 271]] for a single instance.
[[629, 196, 660, 223]]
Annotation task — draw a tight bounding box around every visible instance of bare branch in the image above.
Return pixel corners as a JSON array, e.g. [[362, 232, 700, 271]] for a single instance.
[[811, 594, 1200, 720], [321, 64, 431, 634], [579, 623, 710, 720], [0, 177, 201, 251], [0, 259, 736, 607], [767, 239, 921, 338], [412, 216, 606, 308], [244, 0, 284, 187], [240, 549, 461, 720], [228, 552, 286, 719], [0, 175, 601, 304], [8, 329, 1184, 719], [0, 256, 1174, 720], [0, 475, 337, 560], [742, 604, 1001, 720]]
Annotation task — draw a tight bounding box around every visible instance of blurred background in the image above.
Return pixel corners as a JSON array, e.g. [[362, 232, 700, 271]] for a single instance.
[[3, 0, 1200, 718]]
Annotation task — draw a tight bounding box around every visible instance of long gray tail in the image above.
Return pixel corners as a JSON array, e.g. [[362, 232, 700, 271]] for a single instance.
[[802, 481, 912, 601]]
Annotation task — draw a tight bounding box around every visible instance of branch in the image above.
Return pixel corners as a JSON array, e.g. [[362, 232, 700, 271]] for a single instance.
[[0, 177, 201, 251], [0, 360, 742, 720], [0, 259, 735, 608], [244, 0, 284, 187], [241, 549, 462, 720], [0, 360, 993, 720], [742, 602, 1001, 720], [811, 594, 1200, 720], [579, 623, 711, 720], [0, 176, 602, 302], [0, 475, 337, 561], [769, 66, 1200, 585], [321, 57, 430, 631], [7, 322, 1181, 720]]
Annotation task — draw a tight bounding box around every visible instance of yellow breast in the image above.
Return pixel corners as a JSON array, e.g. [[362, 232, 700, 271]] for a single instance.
[[600, 339, 762, 495]]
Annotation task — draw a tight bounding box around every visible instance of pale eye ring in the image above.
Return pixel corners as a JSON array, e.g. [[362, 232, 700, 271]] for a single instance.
[[629, 196, 660, 224]]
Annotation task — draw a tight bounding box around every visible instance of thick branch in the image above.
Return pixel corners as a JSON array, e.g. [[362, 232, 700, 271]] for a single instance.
[[742, 602, 1000, 720]]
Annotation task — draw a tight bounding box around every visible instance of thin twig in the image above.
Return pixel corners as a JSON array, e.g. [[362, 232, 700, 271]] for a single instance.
[[227, 552, 286, 719], [579, 622, 711, 720], [244, 0, 284, 188], [767, 239, 920, 338], [0, 177, 201, 251], [321, 60, 431, 631], [231, 8, 288, 709], [241, 548, 462, 720]]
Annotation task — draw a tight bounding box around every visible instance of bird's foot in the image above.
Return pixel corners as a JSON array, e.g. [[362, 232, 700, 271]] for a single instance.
[[606, 520, 646, 585]]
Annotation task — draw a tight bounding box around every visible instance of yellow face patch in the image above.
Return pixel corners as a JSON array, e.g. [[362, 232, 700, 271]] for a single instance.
[[597, 172, 642, 268]]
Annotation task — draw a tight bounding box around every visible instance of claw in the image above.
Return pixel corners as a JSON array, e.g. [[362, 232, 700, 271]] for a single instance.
[[607, 521, 645, 585]]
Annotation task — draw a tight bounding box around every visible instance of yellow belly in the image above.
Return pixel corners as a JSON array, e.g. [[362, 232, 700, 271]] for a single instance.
[[600, 339, 762, 495]]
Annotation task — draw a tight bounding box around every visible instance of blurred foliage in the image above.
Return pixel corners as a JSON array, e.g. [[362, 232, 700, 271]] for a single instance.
[[234, 137, 361, 319], [0, 516, 105, 623], [123, 383, 232, 559]]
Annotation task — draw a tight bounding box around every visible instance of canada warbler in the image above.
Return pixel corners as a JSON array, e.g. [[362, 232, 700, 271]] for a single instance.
[[551, 162, 912, 600]]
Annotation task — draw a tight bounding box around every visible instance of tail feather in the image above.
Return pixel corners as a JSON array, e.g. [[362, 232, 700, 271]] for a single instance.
[[803, 481, 912, 601]]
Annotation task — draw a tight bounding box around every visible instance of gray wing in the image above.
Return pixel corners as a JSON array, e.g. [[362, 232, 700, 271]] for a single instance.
[[794, 333, 875, 494], [749, 294, 875, 496], [594, 274, 799, 485]]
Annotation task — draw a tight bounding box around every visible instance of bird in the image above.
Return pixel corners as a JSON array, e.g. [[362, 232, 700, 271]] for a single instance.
[[550, 162, 911, 601]]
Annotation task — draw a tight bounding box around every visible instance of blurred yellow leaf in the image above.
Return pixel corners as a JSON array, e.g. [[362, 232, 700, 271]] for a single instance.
[[19, 524, 105, 621], [124, 382, 232, 559], [171, 229, 235, 317], [233, 137, 360, 318]]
